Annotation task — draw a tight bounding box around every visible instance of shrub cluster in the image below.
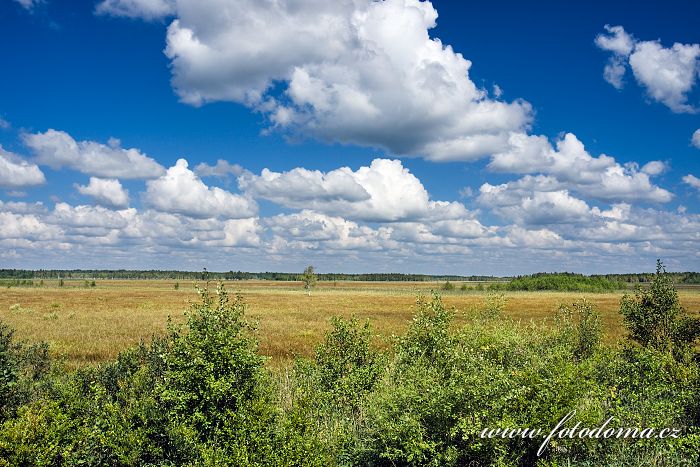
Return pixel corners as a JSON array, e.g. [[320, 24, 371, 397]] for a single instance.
[[0, 267, 699, 465], [491, 273, 626, 292]]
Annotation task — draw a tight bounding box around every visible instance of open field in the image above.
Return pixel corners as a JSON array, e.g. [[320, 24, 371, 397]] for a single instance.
[[1, 279, 700, 368]]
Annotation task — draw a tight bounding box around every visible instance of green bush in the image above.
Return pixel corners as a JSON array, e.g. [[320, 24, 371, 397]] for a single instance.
[[620, 260, 700, 359], [556, 298, 602, 360], [0, 278, 699, 466]]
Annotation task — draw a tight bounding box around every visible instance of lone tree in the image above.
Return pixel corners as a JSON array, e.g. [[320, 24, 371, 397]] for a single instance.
[[301, 265, 317, 296], [620, 259, 700, 359]]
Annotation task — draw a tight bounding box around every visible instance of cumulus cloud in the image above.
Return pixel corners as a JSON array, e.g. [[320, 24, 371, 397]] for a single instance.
[[596, 25, 700, 113], [144, 158, 257, 219], [75, 177, 130, 208], [0, 200, 47, 215], [488, 132, 672, 203], [595, 25, 634, 89], [194, 159, 245, 178], [133, 0, 532, 161], [0, 118, 10, 130], [95, 0, 175, 19], [23, 129, 165, 179], [240, 158, 468, 222], [266, 210, 392, 252], [692, 129, 700, 149], [0, 211, 61, 241], [479, 180, 594, 226], [684, 174, 700, 191], [0, 146, 46, 188], [4, 193, 700, 272], [641, 160, 667, 176]]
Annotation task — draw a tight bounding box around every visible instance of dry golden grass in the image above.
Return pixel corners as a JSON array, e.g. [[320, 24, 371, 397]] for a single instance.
[[1, 279, 699, 368]]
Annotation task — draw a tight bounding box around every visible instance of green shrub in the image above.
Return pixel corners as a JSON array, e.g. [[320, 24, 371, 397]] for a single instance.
[[313, 317, 383, 408], [620, 260, 700, 359], [0, 282, 699, 466], [556, 298, 602, 360], [477, 292, 508, 321]]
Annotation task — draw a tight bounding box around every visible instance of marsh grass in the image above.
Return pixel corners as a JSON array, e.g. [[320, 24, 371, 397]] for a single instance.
[[0, 280, 699, 368]]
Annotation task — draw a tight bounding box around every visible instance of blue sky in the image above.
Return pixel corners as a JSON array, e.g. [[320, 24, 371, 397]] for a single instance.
[[1, 0, 699, 274]]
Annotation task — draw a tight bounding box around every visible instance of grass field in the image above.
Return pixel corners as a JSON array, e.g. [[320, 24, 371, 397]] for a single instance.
[[1, 279, 700, 368]]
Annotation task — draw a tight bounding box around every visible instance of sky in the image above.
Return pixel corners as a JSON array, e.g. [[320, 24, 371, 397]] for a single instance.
[[1, 0, 699, 275]]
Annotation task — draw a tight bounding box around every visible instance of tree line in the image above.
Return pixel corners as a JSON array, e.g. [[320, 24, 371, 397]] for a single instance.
[[0, 269, 502, 282], [2, 268, 700, 284]]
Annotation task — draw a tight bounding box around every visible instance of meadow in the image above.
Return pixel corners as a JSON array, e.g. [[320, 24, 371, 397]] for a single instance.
[[1, 279, 699, 368]]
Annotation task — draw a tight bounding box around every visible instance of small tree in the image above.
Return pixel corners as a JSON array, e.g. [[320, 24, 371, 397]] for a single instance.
[[620, 259, 700, 357], [301, 265, 317, 296]]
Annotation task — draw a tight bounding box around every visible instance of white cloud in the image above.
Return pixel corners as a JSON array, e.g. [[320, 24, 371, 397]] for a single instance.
[[3, 194, 700, 273], [13, 0, 42, 11], [488, 132, 672, 203], [194, 159, 244, 178], [629, 41, 700, 113], [155, 0, 533, 161], [144, 158, 257, 219], [0, 146, 46, 188], [595, 25, 635, 56], [596, 25, 700, 113], [95, 0, 175, 19], [23, 129, 165, 179], [75, 177, 130, 208], [478, 177, 595, 225], [692, 129, 700, 149], [0, 211, 61, 241], [595, 25, 635, 89], [0, 200, 47, 215], [684, 174, 700, 191], [641, 160, 667, 176], [240, 158, 468, 222], [0, 117, 10, 130], [266, 210, 391, 252], [430, 218, 494, 239], [505, 226, 566, 249], [49, 203, 137, 229]]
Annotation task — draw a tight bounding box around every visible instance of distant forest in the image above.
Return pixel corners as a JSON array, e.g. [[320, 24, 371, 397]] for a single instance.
[[0, 269, 499, 282], [1, 269, 699, 283]]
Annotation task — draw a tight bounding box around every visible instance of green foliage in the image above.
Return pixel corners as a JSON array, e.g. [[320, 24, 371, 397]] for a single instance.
[[0, 322, 50, 423], [620, 260, 700, 358], [441, 280, 455, 291], [556, 298, 603, 360], [0, 279, 36, 288], [313, 317, 383, 406], [301, 265, 318, 295], [494, 273, 625, 292], [159, 285, 273, 448], [477, 292, 508, 320], [1, 279, 699, 465], [0, 284, 280, 465]]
